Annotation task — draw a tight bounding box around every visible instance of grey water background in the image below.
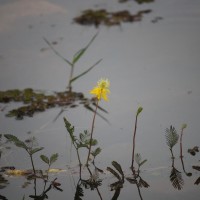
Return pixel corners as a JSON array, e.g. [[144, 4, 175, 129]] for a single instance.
[[0, 0, 200, 199]]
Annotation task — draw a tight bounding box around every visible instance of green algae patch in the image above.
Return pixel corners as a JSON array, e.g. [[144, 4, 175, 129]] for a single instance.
[[73, 9, 152, 28], [0, 89, 101, 120]]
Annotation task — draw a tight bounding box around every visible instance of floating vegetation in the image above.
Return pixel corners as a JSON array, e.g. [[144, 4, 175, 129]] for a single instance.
[[118, 0, 155, 3], [0, 88, 106, 120], [134, 0, 155, 4], [73, 9, 152, 27]]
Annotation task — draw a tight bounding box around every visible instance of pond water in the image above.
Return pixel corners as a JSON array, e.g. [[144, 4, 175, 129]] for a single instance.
[[0, 0, 200, 199]]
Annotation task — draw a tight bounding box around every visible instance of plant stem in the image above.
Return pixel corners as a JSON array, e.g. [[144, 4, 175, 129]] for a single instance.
[[170, 148, 175, 159], [30, 153, 36, 175], [75, 148, 82, 178], [180, 129, 183, 158], [131, 114, 138, 171], [86, 100, 99, 166], [67, 65, 74, 92]]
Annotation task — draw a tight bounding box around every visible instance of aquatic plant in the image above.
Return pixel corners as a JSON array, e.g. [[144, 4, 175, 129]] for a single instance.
[[74, 9, 152, 27], [135, 153, 147, 173], [4, 135, 44, 175], [64, 118, 101, 177], [165, 126, 179, 158], [179, 123, 187, 158], [131, 107, 143, 172], [40, 153, 59, 180], [43, 34, 101, 91], [86, 78, 110, 166]]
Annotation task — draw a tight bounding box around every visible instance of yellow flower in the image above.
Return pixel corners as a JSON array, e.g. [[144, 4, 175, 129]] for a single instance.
[[90, 78, 110, 101]]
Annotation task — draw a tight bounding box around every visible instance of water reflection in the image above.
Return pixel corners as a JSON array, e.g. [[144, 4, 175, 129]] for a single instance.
[[169, 157, 184, 190], [29, 178, 62, 200]]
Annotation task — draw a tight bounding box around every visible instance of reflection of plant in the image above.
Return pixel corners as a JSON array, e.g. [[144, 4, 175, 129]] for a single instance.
[[170, 158, 184, 190], [165, 126, 179, 158], [4, 135, 44, 175], [107, 160, 149, 200], [131, 107, 143, 172], [192, 166, 200, 185], [29, 178, 63, 200], [43, 34, 101, 92], [107, 161, 124, 200]]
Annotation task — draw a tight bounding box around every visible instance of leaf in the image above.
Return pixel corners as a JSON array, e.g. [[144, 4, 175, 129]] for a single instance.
[[107, 167, 121, 181], [170, 167, 184, 190], [138, 177, 150, 188], [135, 153, 141, 165], [70, 59, 102, 84], [126, 177, 137, 184], [30, 147, 44, 155], [194, 177, 200, 185], [74, 184, 84, 200], [192, 165, 200, 171], [165, 126, 179, 149], [43, 37, 72, 67], [111, 161, 124, 178], [40, 155, 50, 165], [50, 153, 58, 165], [91, 147, 101, 157], [72, 33, 98, 64], [4, 134, 20, 143], [15, 141, 28, 149], [139, 159, 147, 167], [63, 117, 76, 142]]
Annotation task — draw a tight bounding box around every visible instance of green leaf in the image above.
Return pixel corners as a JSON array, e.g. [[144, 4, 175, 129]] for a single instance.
[[4, 134, 20, 143], [136, 107, 143, 116], [111, 161, 124, 178], [50, 153, 58, 165], [72, 33, 98, 64], [40, 155, 50, 165], [91, 147, 101, 157], [165, 126, 179, 149], [139, 159, 147, 167], [15, 141, 28, 149], [43, 37, 73, 67], [107, 167, 121, 181], [30, 147, 44, 155], [63, 117, 76, 142], [4, 134, 28, 149], [70, 59, 102, 84], [135, 153, 141, 165]]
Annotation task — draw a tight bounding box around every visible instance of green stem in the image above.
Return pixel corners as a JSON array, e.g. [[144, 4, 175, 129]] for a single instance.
[[180, 129, 183, 158], [29, 153, 36, 175], [76, 148, 82, 178], [131, 115, 138, 172], [86, 99, 99, 166], [67, 65, 74, 92]]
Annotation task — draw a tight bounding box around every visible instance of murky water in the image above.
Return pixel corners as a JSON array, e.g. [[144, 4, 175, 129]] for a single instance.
[[0, 0, 200, 199]]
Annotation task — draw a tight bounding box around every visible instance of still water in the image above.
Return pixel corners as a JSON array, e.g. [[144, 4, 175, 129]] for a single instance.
[[0, 0, 200, 199]]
